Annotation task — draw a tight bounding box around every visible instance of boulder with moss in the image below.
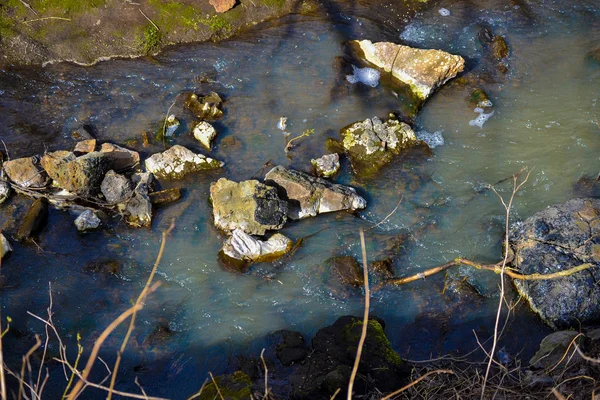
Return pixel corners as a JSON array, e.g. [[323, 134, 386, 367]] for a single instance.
[[264, 166, 366, 220], [145, 145, 223, 180], [349, 40, 464, 101], [311, 153, 340, 178], [334, 115, 418, 177], [41, 151, 110, 197], [197, 371, 252, 400], [511, 198, 600, 329], [210, 178, 288, 235]]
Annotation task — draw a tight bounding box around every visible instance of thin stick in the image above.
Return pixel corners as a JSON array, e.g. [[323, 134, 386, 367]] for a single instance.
[[329, 388, 341, 400], [366, 195, 403, 231], [19, 0, 38, 15], [161, 101, 176, 149], [260, 348, 268, 399], [65, 282, 160, 400], [23, 17, 71, 24], [380, 369, 454, 400], [107, 219, 175, 399], [347, 229, 370, 400], [209, 372, 224, 400], [139, 9, 159, 31], [0, 236, 6, 400], [551, 388, 568, 400], [18, 335, 42, 400], [186, 379, 208, 400]]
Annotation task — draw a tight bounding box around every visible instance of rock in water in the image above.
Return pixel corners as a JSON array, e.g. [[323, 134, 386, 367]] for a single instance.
[[0, 180, 11, 204], [74, 209, 101, 232], [149, 188, 181, 205], [311, 153, 340, 178], [74, 139, 96, 154], [1, 233, 13, 258], [265, 166, 366, 220], [3, 156, 49, 188], [193, 121, 217, 150], [220, 229, 292, 271], [511, 198, 600, 329], [325, 255, 364, 287], [41, 151, 110, 197], [145, 145, 223, 180], [337, 115, 417, 177], [123, 172, 154, 228], [349, 40, 465, 101], [101, 170, 133, 204], [180, 92, 224, 121], [210, 178, 288, 235], [100, 143, 140, 171], [16, 198, 49, 240]]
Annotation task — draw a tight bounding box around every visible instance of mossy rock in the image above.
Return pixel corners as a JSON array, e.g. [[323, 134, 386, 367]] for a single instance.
[[491, 36, 509, 59], [196, 371, 252, 400]]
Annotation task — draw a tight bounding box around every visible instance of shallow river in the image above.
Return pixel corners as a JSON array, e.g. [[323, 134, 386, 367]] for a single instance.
[[1, 0, 599, 397]]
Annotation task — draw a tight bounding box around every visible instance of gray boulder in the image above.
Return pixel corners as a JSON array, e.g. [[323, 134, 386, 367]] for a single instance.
[[100, 143, 140, 171], [210, 178, 288, 235], [0, 180, 11, 204], [74, 209, 101, 232], [123, 172, 154, 228], [101, 170, 133, 204], [264, 166, 366, 220], [349, 40, 465, 101], [145, 145, 223, 180], [337, 115, 417, 177], [511, 198, 600, 329], [3, 156, 49, 188], [311, 153, 340, 178]]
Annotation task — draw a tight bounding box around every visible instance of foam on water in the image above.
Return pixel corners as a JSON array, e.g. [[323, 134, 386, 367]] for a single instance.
[[416, 129, 445, 148], [346, 65, 380, 87], [469, 107, 495, 128]]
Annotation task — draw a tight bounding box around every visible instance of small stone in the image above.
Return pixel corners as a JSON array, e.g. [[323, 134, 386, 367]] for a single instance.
[[1, 233, 13, 258], [131, 172, 154, 195], [74, 209, 101, 232], [16, 198, 49, 240], [311, 153, 340, 178], [193, 121, 217, 150], [100, 143, 140, 171], [0, 180, 11, 204], [180, 92, 224, 121], [74, 139, 97, 154], [149, 188, 181, 205], [4, 157, 49, 188], [145, 145, 224, 180], [209, 0, 236, 13], [164, 115, 180, 137], [124, 192, 152, 228], [101, 170, 133, 204], [220, 229, 292, 267]]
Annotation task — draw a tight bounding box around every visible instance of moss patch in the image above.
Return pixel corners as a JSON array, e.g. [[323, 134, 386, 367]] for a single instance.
[[143, 24, 162, 54], [342, 319, 403, 367], [196, 371, 252, 400]]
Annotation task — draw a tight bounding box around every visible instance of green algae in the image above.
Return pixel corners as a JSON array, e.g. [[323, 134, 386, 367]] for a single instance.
[[195, 371, 252, 400]]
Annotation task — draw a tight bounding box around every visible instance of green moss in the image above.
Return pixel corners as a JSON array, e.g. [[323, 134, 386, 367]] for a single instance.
[[143, 24, 162, 54], [148, 0, 200, 32], [196, 371, 252, 400], [30, 0, 106, 16], [200, 15, 231, 33], [342, 319, 402, 367], [256, 0, 286, 8]]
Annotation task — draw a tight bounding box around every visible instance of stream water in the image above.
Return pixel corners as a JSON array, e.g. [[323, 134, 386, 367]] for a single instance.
[[1, 0, 599, 398]]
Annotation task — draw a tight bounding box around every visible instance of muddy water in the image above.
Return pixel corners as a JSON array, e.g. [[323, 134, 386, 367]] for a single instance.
[[1, 0, 599, 397]]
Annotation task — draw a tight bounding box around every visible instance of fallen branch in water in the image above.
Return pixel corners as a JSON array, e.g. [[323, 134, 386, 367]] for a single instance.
[[383, 258, 595, 287]]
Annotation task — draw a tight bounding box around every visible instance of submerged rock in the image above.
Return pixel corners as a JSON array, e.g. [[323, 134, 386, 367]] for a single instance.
[[123, 172, 154, 228], [265, 166, 366, 220], [349, 40, 464, 101], [16, 198, 49, 240], [1, 233, 13, 258], [149, 188, 181, 205], [193, 121, 217, 150], [210, 178, 288, 235], [311, 153, 340, 178], [3, 156, 49, 188], [0, 181, 11, 204], [325, 255, 364, 287], [164, 115, 180, 137], [74, 209, 101, 232], [41, 151, 110, 197], [511, 198, 600, 329], [145, 145, 223, 180], [101, 170, 133, 204], [337, 115, 417, 177], [220, 229, 292, 271], [270, 330, 310, 367]]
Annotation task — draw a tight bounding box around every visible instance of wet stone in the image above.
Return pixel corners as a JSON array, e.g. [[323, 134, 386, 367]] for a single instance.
[[145, 145, 223, 180], [219, 229, 292, 270], [101, 170, 133, 204], [311, 153, 340, 178], [100, 143, 140, 171], [16, 198, 49, 240], [74, 209, 101, 232], [41, 151, 110, 197], [326, 255, 364, 287], [3, 156, 49, 188], [149, 188, 181, 205], [193, 121, 217, 150], [1, 233, 13, 258], [74, 139, 96, 154], [0, 180, 11, 204]]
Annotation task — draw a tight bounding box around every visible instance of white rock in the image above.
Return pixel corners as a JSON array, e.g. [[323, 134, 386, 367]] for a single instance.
[[0, 180, 11, 204], [74, 209, 101, 232], [222, 229, 292, 263], [1, 233, 12, 258], [193, 121, 217, 150], [145, 145, 224, 180], [164, 115, 180, 137]]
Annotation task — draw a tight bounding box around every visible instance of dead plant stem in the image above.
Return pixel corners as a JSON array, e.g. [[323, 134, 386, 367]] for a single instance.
[[347, 229, 370, 400], [381, 369, 454, 400]]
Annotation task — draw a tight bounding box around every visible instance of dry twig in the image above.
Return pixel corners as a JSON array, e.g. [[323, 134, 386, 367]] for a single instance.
[[381, 369, 454, 399], [347, 229, 370, 399]]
